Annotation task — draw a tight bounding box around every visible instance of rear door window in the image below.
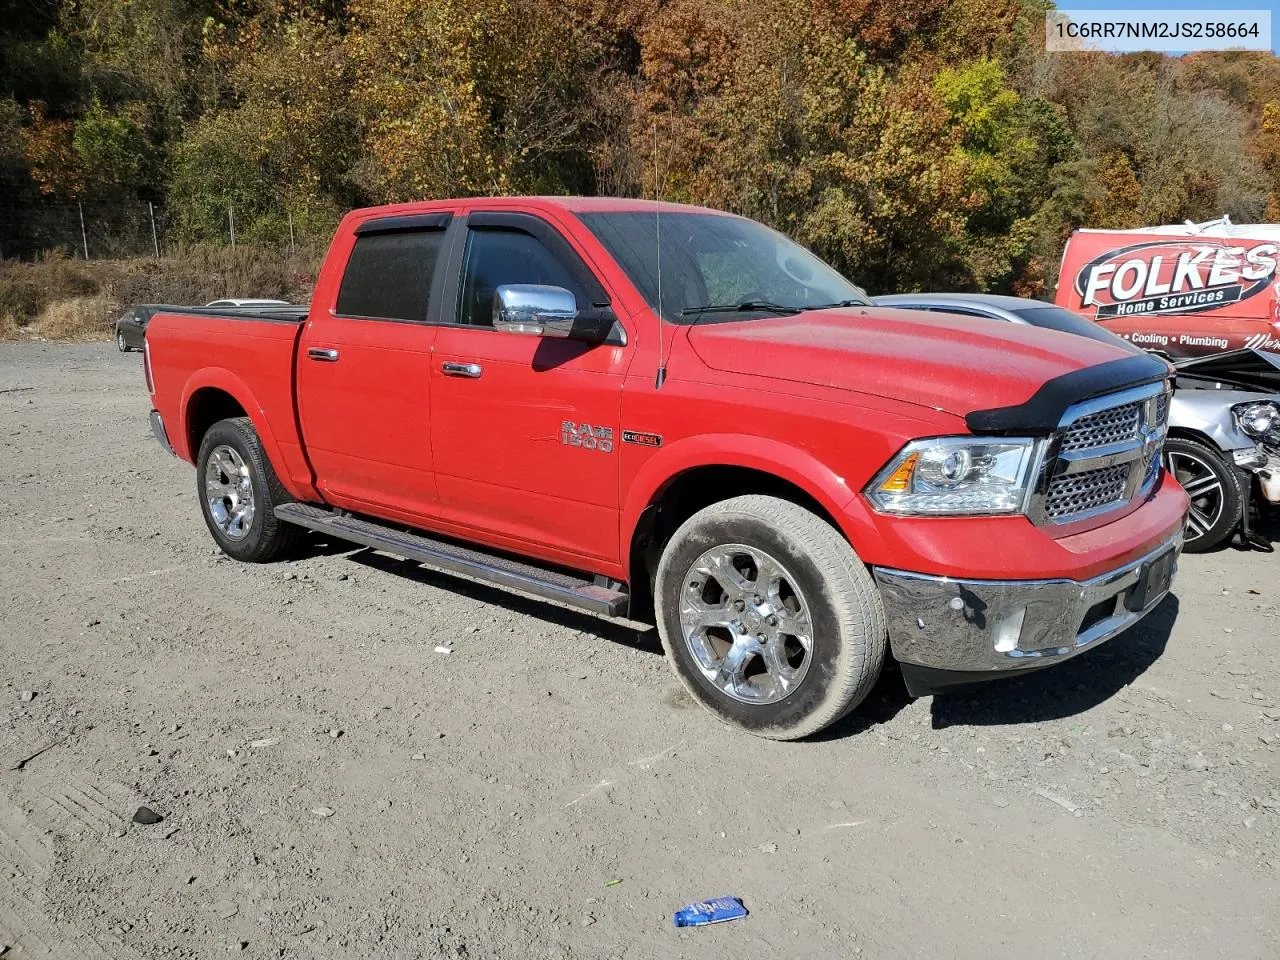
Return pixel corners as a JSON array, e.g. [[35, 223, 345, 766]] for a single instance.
[[336, 230, 446, 322]]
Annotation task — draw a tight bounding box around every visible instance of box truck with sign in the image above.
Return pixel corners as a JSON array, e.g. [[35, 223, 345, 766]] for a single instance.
[[1055, 220, 1280, 358]]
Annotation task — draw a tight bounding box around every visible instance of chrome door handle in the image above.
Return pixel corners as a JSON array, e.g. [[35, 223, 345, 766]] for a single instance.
[[441, 361, 483, 378], [307, 347, 340, 362]]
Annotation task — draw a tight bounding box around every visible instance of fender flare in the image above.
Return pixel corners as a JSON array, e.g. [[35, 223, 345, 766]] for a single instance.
[[178, 368, 290, 487], [620, 433, 879, 561]]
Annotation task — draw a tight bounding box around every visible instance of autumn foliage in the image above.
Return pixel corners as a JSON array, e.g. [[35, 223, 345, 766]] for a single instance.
[[3, 0, 1280, 294]]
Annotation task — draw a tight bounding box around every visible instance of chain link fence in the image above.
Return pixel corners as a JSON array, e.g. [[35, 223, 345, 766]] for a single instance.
[[0, 199, 325, 337], [0, 199, 168, 261], [0, 198, 320, 262]]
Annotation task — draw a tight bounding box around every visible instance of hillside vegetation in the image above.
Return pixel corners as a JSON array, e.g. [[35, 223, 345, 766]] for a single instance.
[[4, 0, 1280, 329]]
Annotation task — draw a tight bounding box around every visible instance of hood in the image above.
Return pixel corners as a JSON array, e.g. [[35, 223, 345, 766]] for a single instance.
[[685, 307, 1135, 417], [1174, 348, 1280, 393]]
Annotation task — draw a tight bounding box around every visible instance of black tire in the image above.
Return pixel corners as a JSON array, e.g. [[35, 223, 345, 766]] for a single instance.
[[1164, 436, 1242, 553], [654, 495, 886, 740], [116, 330, 129, 352], [196, 417, 300, 562]]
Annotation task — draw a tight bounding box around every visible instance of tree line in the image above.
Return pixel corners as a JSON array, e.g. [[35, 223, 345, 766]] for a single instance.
[[4, 0, 1280, 296]]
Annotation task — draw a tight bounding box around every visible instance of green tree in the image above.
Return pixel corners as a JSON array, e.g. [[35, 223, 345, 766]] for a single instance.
[[170, 15, 358, 241], [346, 0, 600, 200], [73, 100, 147, 190]]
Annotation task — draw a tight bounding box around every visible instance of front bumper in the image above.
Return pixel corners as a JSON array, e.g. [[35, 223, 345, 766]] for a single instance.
[[872, 527, 1183, 695], [1231, 443, 1280, 503], [1257, 453, 1280, 503], [150, 409, 175, 457]]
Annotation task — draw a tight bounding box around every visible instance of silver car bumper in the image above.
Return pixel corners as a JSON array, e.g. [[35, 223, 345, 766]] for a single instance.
[[1258, 454, 1280, 503], [872, 530, 1183, 686]]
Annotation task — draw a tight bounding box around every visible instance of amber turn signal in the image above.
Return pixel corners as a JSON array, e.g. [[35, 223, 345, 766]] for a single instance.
[[878, 452, 919, 493]]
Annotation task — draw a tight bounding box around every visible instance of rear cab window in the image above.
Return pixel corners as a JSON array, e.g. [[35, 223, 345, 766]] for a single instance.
[[336, 225, 449, 323]]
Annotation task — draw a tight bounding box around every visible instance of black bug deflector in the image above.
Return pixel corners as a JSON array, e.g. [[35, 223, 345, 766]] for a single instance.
[[965, 353, 1171, 435]]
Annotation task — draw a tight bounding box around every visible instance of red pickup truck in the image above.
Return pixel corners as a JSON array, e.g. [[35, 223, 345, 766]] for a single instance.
[[144, 197, 1189, 739]]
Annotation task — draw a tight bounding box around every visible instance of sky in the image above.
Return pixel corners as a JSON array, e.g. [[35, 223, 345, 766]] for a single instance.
[[1055, 0, 1278, 52]]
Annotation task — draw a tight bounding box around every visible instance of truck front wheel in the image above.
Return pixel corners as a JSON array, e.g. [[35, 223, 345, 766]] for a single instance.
[[1164, 436, 1242, 552], [196, 417, 300, 562], [654, 495, 886, 740]]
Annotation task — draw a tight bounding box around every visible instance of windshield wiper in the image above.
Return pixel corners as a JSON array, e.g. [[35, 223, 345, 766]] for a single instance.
[[803, 298, 869, 310], [680, 298, 869, 317], [681, 301, 802, 316]]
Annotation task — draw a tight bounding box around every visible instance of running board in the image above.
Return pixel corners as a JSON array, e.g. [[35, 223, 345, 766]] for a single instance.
[[274, 503, 628, 617]]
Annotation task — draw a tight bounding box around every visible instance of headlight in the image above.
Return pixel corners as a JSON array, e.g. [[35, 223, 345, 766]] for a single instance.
[[1233, 401, 1280, 439], [865, 437, 1043, 516]]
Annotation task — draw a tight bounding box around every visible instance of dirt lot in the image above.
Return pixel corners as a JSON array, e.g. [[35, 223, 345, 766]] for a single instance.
[[1, 342, 1278, 960]]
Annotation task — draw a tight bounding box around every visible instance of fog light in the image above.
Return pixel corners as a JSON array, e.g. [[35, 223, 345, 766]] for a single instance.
[[993, 606, 1027, 653]]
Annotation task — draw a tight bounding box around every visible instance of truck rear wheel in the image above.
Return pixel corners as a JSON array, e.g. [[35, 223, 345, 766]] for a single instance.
[[196, 417, 300, 562], [654, 495, 886, 740]]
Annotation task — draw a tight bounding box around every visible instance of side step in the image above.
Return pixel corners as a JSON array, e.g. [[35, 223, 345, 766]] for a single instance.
[[274, 503, 628, 617]]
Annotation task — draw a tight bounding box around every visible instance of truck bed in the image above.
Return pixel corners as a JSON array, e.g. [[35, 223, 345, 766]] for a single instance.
[[145, 304, 317, 502], [141, 303, 311, 324]]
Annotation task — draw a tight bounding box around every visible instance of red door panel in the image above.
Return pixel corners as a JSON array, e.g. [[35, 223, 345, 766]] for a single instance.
[[297, 315, 438, 516], [295, 215, 455, 519], [428, 213, 633, 564], [431, 331, 628, 563]]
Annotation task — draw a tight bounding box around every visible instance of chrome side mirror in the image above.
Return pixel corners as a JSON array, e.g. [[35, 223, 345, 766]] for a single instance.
[[494, 284, 578, 338]]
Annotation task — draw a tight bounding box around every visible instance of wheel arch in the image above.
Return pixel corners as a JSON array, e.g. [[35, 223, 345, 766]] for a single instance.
[[621, 436, 862, 621], [179, 371, 290, 493], [1166, 423, 1227, 452]]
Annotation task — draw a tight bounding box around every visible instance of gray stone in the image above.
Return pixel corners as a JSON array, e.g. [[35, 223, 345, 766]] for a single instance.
[[212, 900, 238, 919], [131, 805, 163, 825]]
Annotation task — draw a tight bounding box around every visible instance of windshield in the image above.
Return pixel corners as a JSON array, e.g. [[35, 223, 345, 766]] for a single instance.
[[578, 211, 870, 323], [1012, 306, 1138, 351]]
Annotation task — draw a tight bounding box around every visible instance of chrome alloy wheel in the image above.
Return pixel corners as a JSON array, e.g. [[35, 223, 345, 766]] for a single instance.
[[1165, 448, 1225, 544], [204, 444, 255, 541], [679, 544, 814, 704]]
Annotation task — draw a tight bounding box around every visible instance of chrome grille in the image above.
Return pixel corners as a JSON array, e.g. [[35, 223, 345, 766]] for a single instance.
[[1059, 400, 1142, 453], [1154, 391, 1169, 427], [1044, 463, 1130, 520], [1033, 382, 1171, 528]]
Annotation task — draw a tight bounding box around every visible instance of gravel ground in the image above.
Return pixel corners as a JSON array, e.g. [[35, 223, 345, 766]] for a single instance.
[[1, 342, 1278, 960]]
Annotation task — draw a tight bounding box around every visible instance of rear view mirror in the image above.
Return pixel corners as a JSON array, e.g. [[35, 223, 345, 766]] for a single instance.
[[493, 284, 614, 343], [494, 284, 576, 337]]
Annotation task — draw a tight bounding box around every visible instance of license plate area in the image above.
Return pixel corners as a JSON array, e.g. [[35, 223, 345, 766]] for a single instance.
[[1125, 548, 1175, 613]]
